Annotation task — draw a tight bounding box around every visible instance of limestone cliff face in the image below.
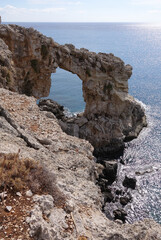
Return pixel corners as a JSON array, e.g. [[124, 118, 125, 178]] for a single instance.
[[0, 24, 56, 97], [0, 24, 147, 154], [0, 88, 160, 239]]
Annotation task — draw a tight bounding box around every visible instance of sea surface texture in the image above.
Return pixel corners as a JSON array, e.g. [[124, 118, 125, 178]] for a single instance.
[[6, 22, 161, 224]]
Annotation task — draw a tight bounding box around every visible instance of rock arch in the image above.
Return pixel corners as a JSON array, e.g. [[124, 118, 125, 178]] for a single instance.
[[0, 24, 147, 155]]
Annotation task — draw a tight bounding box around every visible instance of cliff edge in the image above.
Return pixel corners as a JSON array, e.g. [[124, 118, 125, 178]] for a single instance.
[[0, 24, 147, 155], [0, 88, 160, 239]]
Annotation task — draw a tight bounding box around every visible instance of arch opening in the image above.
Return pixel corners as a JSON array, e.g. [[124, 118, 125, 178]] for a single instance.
[[48, 67, 85, 114]]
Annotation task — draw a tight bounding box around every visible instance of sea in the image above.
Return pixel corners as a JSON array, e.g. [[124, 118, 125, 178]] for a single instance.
[[5, 22, 161, 224]]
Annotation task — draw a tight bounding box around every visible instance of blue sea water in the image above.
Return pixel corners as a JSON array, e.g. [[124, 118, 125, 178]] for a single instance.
[[5, 22, 161, 223]]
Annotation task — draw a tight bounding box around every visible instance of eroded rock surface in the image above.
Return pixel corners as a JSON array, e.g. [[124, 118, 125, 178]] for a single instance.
[[0, 88, 160, 239], [0, 24, 147, 154]]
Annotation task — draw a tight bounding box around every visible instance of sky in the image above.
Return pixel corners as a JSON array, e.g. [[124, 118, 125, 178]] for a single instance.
[[0, 0, 161, 22]]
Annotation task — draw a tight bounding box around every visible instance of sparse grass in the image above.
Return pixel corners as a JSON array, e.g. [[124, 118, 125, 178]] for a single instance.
[[86, 67, 91, 77], [0, 151, 66, 207], [6, 72, 11, 84], [103, 83, 113, 94], [0, 151, 32, 192]]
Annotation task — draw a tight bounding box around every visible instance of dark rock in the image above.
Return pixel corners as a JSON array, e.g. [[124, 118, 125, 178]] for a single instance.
[[98, 179, 109, 192], [65, 123, 79, 138], [120, 196, 130, 206], [115, 196, 119, 202], [120, 158, 125, 165], [38, 99, 65, 120], [104, 192, 114, 203], [113, 209, 127, 223], [123, 176, 136, 189], [103, 161, 118, 184], [115, 189, 122, 195], [107, 234, 126, 240]]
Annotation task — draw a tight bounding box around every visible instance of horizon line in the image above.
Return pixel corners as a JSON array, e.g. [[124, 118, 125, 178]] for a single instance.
[[2, 21, 161, 24]]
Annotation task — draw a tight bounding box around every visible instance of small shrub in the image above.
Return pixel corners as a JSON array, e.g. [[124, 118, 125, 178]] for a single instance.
[[6, 72, 11, 84], [78, 237, 88, 240], [103, 83, 113, 94], [79, 55, 84, 62], [86, 67, 91, 77], [0, 59, 5, 67], [24, 71, 30, 82], [107, 65, 113, 72], [100, 66, 106, 73], [0, 152, 66, 207], [0, 151, 31, 192], [30, 59, 40, 73], [28, 165, 66, 207]]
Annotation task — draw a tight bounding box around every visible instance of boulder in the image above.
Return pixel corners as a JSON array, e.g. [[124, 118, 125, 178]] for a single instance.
[[38, 99, 65, 120], [123, 176, 136, 189], [120, 196, 131, 206], [103, 161, 118, 184], [113, 209, 127, 223]]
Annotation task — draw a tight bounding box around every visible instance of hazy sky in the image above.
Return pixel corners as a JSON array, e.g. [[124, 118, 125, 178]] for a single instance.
[[0, 0, 161, 22]]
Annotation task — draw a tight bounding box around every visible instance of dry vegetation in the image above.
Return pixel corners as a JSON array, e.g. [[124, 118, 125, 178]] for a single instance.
[[0, 151, 66, 207], [0, 151, 66, 239]]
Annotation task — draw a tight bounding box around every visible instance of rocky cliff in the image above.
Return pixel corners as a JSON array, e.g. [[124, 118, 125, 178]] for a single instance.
[[0, 24, 161, 238], [0, 88, 160, 240], [0, 24, 147, 155]]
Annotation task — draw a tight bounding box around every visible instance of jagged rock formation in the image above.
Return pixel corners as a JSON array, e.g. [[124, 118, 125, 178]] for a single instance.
[[0, 88, 160, 239], [0, 24, 147, 155]]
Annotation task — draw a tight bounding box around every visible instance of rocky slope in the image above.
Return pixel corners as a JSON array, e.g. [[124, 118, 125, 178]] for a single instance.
[[0, 88, 161, 240], [0, 24, 147, 155]]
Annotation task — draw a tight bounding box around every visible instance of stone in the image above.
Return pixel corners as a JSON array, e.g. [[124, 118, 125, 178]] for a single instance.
[[38, 99, 65, 120], [16, 192, 22, 197], [104, 192, 114, 203], [45, 112, 56, 119], [65, 199, 75, 213], [33, 195, 54, 214], [120, 196, 131, 206], [5, 206, 12, 212], [98, 178, 109, 192], [26, 205, 60, 240], [107, 234, 126, 240], [123, 176, 136, 189], [0, 192, 7, 200], [113, 209, 127, 223], [103, 161, 118, 184], [115, 189, 122, 195], [37, 138, 52, 145], [26, 190, 33, 197]]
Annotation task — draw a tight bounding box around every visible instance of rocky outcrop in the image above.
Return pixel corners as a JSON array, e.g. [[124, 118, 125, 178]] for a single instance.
[[0, 38, 15, 90], [0, 88, 160, 239], [0, 24, 147, 154]]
